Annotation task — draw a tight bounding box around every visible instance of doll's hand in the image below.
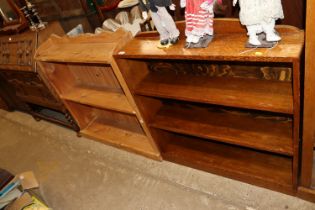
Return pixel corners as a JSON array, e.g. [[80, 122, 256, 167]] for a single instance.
[[142, 11, 148, 20], [169, 4, 176, 10], [180, 0, 186, 8], [233, 0, 238, 6]]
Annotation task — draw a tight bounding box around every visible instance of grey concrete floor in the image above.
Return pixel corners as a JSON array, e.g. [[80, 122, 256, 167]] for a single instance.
[[0, 109, 315, 210]]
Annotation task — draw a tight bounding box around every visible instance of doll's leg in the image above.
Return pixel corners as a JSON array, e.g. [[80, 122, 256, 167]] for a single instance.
[[261, 19, 281, 42], [150, 11, 170, 45], [246, 24, 261, 46], [156, 7, 180, 41]]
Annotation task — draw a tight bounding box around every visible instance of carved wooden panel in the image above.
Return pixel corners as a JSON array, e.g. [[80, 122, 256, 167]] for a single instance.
[[147, 61, 292, 82], [0, 31, 35, 71]]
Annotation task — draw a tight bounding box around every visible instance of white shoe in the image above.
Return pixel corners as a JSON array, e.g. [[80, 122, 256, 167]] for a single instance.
[[187, 35, 199, 43], [261, 20, 281, 42], [191, 35, 200, 44], [248, 35, 261, 46], [266, 31, 281, 42], [246, 24, 262, 46]]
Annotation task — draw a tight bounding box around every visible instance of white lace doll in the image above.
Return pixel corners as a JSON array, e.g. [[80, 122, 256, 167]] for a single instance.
[[233, 0, 284, 46], [180, 0, 221, 48]]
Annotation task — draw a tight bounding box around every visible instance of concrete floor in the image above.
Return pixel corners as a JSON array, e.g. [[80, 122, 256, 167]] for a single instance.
[[0, 110, 315, 210]]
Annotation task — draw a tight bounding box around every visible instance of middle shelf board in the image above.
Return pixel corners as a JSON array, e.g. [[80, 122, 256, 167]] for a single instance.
[[81, 119, 159, 159], [61, 86, 135, 115], [135, 73, 293, 114], [150, 102, 293, 156]]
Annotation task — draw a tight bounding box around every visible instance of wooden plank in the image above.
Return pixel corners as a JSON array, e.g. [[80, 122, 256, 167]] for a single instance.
[[151, 103, 293, 156], [162, 133, 293, 194], [292, 59, 301, 188], [35, 29, 132, 64], [136, 73, 293, 114], [300, 0, 315, 188], [61, 86, 135, 115], [115, 19, 304, 63], [81, 120, 160, 160]]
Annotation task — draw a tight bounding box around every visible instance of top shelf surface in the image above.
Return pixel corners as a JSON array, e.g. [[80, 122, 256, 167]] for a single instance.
[[115, 19, 304, 63], [35, 29, 132, 64]]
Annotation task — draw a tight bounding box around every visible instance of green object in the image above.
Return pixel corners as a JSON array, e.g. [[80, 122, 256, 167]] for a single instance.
[[86, 0, 96, 12], [86, 0, 105, 12]]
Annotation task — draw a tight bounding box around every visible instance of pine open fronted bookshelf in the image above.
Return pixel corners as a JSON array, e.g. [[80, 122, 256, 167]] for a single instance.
[[114, 19, 304, 194], [35, 29, 161, 160]]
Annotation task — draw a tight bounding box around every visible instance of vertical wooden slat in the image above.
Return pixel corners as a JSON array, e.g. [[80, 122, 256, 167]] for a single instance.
[[292, 59, 300, 189]]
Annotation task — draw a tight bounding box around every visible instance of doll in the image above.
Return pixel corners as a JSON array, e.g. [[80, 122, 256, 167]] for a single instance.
[[180, 0, 222, 48], [139, 0, 180, 47], [233, 0, 284, 46]]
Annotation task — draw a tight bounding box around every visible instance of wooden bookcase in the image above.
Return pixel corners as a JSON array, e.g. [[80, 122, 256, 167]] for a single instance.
[[114, 19, 304, 194], [35, 29, 161, 160]]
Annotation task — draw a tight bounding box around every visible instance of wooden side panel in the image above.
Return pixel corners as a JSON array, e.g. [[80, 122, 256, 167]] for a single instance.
[[300, 0, 315, 188]]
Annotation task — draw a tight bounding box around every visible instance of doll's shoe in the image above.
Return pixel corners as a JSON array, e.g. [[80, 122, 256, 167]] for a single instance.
[[248, 35, 261, 46], [266, 31, 281, 42], [170, 36, 179, 44], [160, 39, 169, 45], [191, 35, 200, 44]]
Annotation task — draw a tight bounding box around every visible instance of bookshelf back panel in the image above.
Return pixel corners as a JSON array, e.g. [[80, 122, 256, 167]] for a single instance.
[[67, 64, 122, 92], [41, 62, 123, 95]]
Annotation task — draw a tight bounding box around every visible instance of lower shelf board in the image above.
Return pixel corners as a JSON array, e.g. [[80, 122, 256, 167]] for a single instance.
[[61, 86, 135, 115], [80, 120, 160, 159], [162, 133, 293, 193], [150, 103, 293, 156]]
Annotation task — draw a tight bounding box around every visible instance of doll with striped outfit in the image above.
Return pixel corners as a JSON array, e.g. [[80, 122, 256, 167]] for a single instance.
[[233, 0, 284, 46], [180, 0, 222, 48]]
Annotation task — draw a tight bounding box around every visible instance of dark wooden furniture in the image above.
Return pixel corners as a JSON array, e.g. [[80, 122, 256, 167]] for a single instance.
[[35, 29, 161, 159], [114, 19, 304, 194], [0, 21, 79, 130], [0, 0, 28, 34], [297, 0, 315, 202]]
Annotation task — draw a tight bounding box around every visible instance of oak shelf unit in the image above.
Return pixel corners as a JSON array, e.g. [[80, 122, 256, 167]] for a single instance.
[[115, 19, 304, 194], [35, 29, 161, 159]]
